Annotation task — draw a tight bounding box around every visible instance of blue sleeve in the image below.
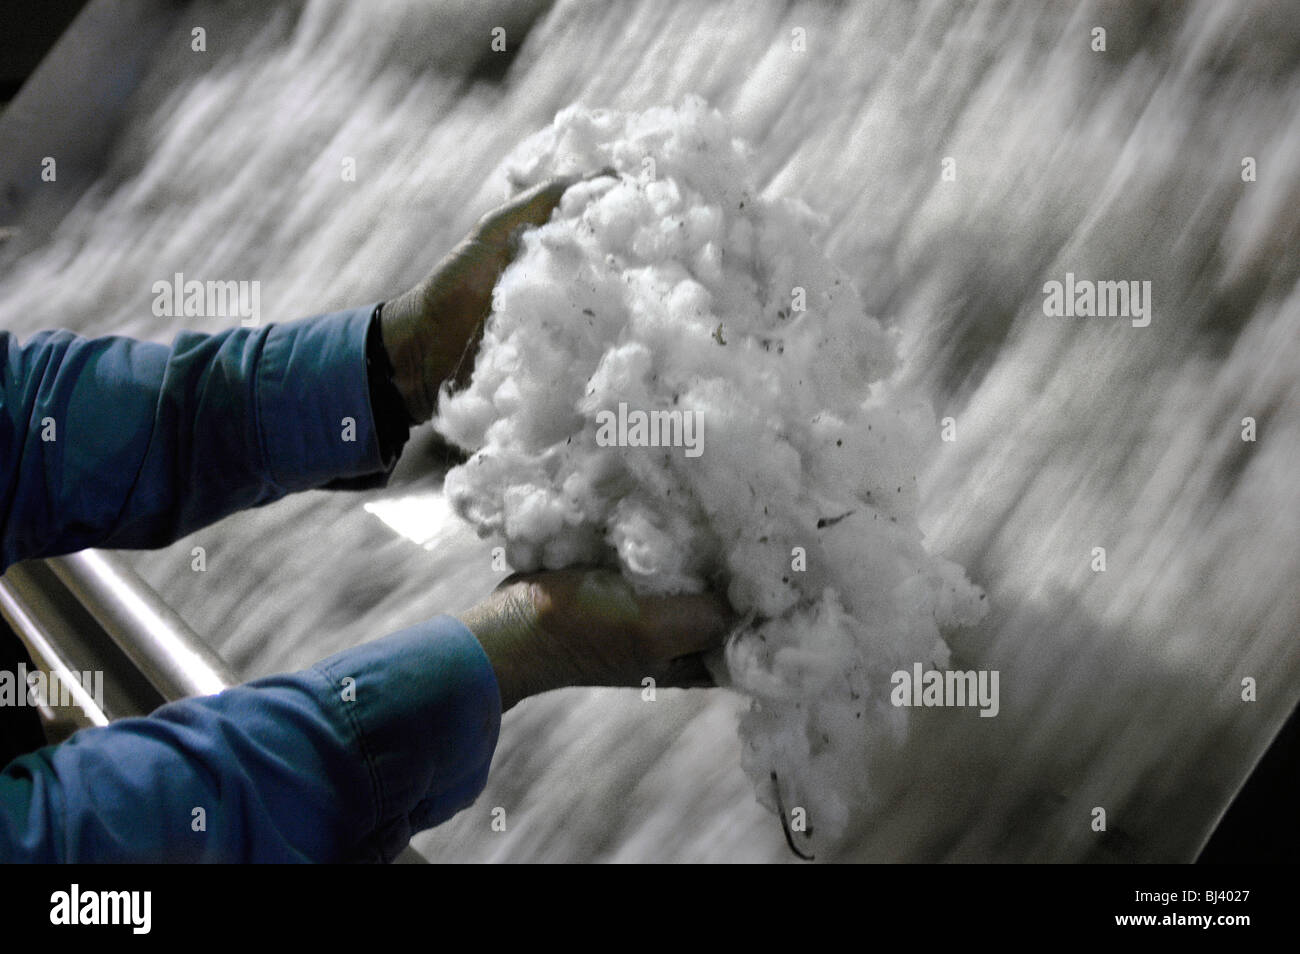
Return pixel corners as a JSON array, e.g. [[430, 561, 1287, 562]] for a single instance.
[[0, 305, 390, 573], [0, 615, 502, 862], [1, 306, 502, 861]]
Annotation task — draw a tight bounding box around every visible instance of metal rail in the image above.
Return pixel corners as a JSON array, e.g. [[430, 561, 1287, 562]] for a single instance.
[[46, 551, 236, 700], [0, 553, 193, 727], [0, 572, 111, 728]]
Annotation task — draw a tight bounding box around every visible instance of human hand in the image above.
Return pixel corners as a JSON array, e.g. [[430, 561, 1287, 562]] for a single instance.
[[380, 173, 605, 424], [456, 569, 734, 711]]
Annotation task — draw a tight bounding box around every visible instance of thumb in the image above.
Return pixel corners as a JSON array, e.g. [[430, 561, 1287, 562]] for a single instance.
[[635, 589, 735, 660], [477, 168, 618, 245]]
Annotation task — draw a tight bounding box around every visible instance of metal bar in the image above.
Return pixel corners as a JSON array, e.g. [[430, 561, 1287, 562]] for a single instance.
[[0, 575, 110, 728], [47, 550, 235, 700], [1, 558, 169, 725]]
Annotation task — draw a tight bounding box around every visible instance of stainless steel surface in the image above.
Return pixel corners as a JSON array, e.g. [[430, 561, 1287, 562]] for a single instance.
[[1, 558, 178, 725], [0, 571, 111, 728], [47, 551, 235, 700]]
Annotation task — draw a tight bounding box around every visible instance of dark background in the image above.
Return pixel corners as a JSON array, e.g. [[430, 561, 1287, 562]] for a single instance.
[[0, 0, 88, 104]]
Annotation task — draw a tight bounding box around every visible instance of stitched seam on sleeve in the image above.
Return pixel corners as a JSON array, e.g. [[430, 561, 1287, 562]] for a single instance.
[[249, 327, 286, 494], [309, 663, 385, 834]]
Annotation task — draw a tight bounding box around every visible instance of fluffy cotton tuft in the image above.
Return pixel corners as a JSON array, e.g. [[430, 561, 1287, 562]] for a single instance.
[[436, 99, 986, 852]]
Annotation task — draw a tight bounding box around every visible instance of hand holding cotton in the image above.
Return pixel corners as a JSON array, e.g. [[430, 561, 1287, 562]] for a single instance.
[[435, 100, 986, 853]]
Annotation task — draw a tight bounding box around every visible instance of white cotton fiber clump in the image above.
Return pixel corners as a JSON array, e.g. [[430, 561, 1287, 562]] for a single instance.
[[435, 99, 986, 853]]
